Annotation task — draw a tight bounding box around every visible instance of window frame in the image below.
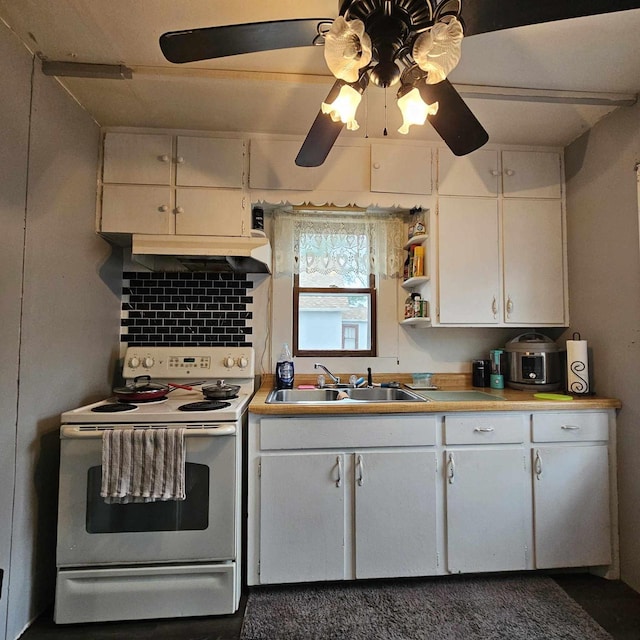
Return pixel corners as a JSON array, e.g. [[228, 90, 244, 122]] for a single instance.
[[293, 273, 378, 358]]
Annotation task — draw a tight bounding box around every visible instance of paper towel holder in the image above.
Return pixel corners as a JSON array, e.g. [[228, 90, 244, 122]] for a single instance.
[[566, 331, 591, 395]]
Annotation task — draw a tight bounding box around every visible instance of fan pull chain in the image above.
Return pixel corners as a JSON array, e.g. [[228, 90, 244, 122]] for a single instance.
[[364, 89, 369, 138], [383, 88, 388, 136]]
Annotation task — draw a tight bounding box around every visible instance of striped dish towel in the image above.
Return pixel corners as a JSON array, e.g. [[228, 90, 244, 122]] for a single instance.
[[100, 427, 186, 503]]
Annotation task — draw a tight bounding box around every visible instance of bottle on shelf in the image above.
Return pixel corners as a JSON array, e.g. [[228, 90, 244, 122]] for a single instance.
[[412, 245, 424, 277], [275, 343, 294, 389]]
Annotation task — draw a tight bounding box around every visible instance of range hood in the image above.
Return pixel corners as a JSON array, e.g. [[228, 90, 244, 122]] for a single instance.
[[131, 234, 272, 274]]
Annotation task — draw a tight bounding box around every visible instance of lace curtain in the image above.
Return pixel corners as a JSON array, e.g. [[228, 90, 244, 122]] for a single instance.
[[273, 209, 406, 279]]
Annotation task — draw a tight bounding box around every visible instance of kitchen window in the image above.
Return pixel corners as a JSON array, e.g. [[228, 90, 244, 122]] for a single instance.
[[274, 208, 405, 357]]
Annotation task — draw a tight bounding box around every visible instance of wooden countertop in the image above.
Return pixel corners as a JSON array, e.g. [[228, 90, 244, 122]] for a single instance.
[[249, 373, 621, 415]]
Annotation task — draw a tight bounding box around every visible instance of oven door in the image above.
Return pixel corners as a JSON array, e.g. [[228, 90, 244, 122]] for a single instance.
[[57, 424, 237, 567]]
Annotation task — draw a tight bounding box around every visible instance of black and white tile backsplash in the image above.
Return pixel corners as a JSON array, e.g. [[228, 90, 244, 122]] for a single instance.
[[121, 271, 253, 347]]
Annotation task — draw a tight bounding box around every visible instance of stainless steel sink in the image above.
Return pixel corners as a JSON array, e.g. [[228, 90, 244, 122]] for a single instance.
[[265, 387, 426, 404], [417, 390, 504, 402]]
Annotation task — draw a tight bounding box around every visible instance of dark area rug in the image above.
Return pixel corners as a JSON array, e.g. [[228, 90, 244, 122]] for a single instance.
[[240, 575, 612, 640]]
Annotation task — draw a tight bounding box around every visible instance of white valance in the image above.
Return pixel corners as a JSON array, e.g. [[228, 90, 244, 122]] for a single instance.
[[273, 209, 406, 279]]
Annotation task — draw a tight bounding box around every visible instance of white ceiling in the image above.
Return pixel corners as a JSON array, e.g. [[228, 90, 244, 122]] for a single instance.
[[1, 1, 639, 148]]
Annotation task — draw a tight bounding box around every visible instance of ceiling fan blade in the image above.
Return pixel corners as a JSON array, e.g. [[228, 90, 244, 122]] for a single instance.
[[160, 18, 331, 63], [418, 79, 489, 156], [461, 0, 640, 37]]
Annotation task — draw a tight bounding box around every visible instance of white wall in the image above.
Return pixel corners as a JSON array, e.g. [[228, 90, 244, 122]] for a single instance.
[[0, 22, 122, 640], [564, 102, 640, 592]]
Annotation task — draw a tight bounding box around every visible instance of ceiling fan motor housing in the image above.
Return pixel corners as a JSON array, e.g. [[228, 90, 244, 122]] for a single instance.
[[340, 0, 435, 87]]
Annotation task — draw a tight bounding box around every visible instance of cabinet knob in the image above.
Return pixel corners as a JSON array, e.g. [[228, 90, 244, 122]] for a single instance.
[[505, 169, 515, 176], [490, 169, 500, 177], [176, 156, 185, 164], [174, 206, 184, 214], [372, 162, 381, 169], [159, 154, 170, 163], [159, 205, 169, 212]]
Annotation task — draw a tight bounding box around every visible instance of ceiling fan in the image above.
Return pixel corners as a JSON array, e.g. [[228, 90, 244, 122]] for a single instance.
[[160, 0, 640, 167]]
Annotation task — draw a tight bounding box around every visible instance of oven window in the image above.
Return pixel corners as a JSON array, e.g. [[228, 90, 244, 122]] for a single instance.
[[86, 463, 209, 533]]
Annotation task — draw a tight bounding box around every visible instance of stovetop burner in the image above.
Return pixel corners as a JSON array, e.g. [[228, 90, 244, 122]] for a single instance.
[[91, 403, 139, 413], [128, 397, 168, 405], [178, 401, 232, 412]]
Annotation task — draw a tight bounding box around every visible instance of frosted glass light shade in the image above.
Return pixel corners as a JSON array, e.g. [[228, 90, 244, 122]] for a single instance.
[[321, 84, 363, 130], [413, 16, 464, 84], [324, 16, 372, 83], [397, 88, 439, 134]]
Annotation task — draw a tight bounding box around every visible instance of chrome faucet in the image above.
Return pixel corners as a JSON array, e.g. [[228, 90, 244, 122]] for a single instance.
[[314, 363, 340, 385]]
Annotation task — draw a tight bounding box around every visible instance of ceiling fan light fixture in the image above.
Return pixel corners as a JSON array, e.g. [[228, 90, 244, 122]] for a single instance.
[[397, 86, 439, 134], [321, 83, 363, 130], [413, 16, 464, 84], [324, 16, 373, 82]]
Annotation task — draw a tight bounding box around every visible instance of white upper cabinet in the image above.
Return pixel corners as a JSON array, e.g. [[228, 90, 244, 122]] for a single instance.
[[370, 144, 432, 195], [248, 139, 319, 191], [502, 199, 566, 325], [175, 137, 244, 188], [438, 149, 500, 197], [103, 133, 172, 185], [437, 197, 501, 324], [502, 150, 562, 198]]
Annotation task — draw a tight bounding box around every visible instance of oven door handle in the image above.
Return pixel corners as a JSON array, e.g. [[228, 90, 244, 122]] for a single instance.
[[60, 425, 236, 439]]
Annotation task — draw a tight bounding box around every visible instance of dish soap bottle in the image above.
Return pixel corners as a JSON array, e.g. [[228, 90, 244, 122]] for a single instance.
[[276, 343, 294, 389]]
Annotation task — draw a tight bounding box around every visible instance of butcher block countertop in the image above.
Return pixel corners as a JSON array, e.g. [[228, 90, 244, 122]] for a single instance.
[[249, 373, 621, 416]]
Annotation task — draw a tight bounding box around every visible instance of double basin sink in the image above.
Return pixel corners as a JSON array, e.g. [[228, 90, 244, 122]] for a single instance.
[[266, 388, 501, 404]]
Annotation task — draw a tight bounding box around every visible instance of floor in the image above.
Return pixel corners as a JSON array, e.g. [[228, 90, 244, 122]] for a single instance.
[[19, 574, 640, 640]]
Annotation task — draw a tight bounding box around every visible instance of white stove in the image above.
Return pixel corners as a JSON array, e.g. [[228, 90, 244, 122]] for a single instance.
[[62, 346, 256, 424], [54, 346, 255, 625]]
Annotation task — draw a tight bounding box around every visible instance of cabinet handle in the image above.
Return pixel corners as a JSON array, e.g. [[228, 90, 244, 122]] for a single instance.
[[372, 162, 381, 169], [491, 296, 497, 318], [447, 453, 455, 484], [534, 450, 542, 480], [506, 295, 513, 317], [473, 427, 494, 433], [335, 456, 342, 488], [356, 455, 365, 486], [505, 169, 515, 176], [176, 156, 185, 164], [174, 206, 184, 214], [159, 154, 170, 163], [490, 169, 500, 177], [158, 205, 169, 212], [561, 425, 581, 430]]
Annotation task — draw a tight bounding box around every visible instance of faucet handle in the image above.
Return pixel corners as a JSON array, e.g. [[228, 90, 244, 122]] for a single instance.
[[349, 375, 358, 387], [317, 374, 326, 388]]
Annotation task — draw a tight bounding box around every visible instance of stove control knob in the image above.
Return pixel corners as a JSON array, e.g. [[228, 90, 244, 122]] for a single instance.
[[238, 356, 249, 369], [142, 356, 155, 369], [128, 356, 141, 369], [224, 356, 236, 369]]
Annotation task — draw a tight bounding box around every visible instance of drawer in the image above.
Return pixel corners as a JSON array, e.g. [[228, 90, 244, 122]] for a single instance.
[[259, 415, 437, 450], [532, 411, 609, 442], [444, 414, 527, 444]]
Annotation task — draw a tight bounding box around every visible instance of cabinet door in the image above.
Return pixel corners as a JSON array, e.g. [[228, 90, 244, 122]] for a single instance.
[[175, 189, 247, 236], [437, 198, 500, 324], [249, 139, 319, 190], [502, 150, 562, 198], [101, 185, 173, 234], [438, 149, 499, 197], [176, 137, 244, 188], [446, 448, 527, 573], [354, 451, 437, 579], [533, 445, 611, 568], [371, 144, 432, 195], [259, 454, 345, 584], [103, 133, 172, 185], [503, 200, 565, 324]]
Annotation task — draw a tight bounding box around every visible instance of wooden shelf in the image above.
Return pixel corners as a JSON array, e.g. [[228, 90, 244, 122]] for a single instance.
[[401, 276, 430, 290], [401, 317, 431, 326]]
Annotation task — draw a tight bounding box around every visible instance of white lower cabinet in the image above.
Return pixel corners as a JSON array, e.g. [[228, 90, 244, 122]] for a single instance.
[[248, 410, 616, 586], [531, 411, 611, 569]]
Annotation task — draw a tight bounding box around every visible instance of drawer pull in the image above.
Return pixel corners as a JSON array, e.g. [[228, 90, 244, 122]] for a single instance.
[[474, 427, 495, 433], [356, 454, 365, 487], [561, 425, 581, 430]]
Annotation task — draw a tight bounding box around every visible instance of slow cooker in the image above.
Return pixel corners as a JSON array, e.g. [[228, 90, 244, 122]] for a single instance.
[[505, 332, 561, 391]]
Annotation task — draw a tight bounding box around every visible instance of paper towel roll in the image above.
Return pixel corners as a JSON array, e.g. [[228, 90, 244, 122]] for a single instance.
[[566, 338, 589, 394]]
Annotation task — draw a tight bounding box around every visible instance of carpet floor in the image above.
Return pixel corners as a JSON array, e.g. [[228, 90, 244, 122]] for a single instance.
[[240, 574, 613, 640]]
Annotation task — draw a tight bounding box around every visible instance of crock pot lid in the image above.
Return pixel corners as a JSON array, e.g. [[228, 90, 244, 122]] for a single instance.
[[505, 332, 558, 352]]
